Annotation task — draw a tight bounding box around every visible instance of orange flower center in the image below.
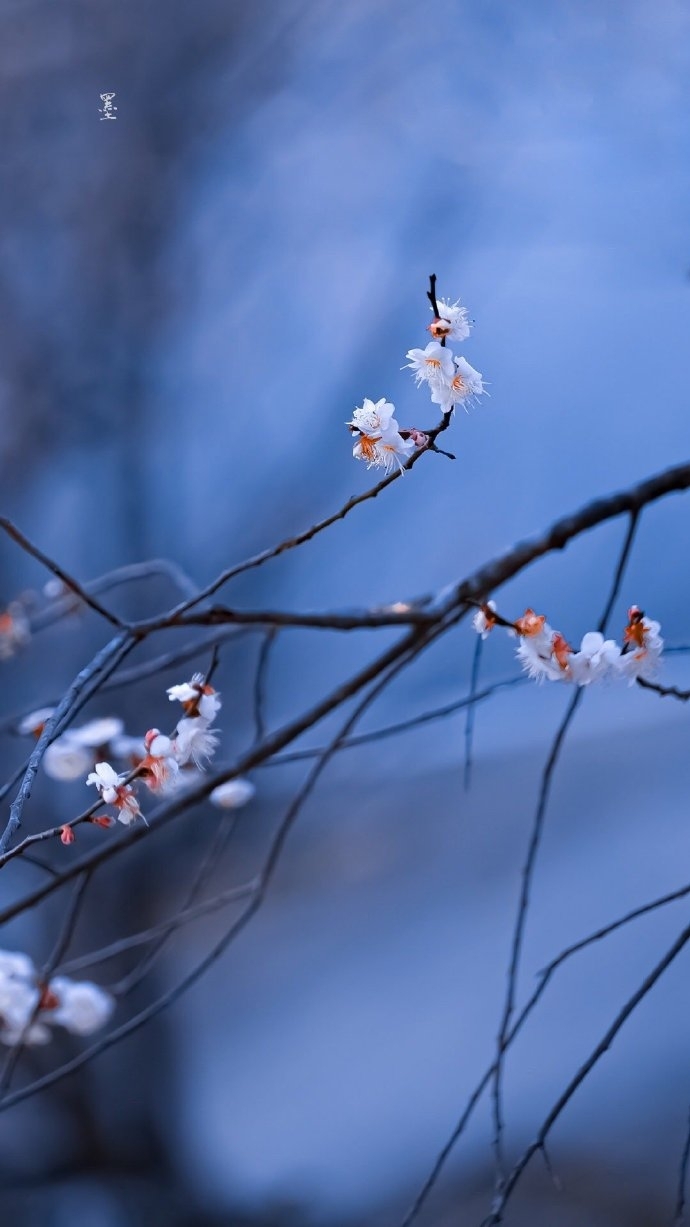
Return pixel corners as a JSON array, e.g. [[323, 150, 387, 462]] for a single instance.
[[358, 434, 380, 460], [514, 608, 546, 637]]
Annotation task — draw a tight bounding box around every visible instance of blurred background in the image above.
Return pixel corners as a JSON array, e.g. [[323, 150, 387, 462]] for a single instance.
[[0, 0, 689, 1222]]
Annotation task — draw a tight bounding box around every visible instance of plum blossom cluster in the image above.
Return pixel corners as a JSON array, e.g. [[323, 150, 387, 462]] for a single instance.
[[405, 292, 485, 415], [19, 674, 256, 835], [473, 602, 663, 686], [84, 672, 224, 825], [0, 949, 114, 1046], [346, 281, 486, 475]]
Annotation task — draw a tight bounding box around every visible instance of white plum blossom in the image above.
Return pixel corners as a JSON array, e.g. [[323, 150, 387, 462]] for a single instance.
[[348, 397, 397, 435], [430, 356, 485, 413], [515, 625, 568, 682], [404, 342, 455, 389], [0, 975, 47, 1046], [348, 398, 415, 475], [472, 601, 497, 639], [173, 718, 219, 768], [18, 707, 56, 737], [140, 728, 179, 793], [86, 761, 141, 824], [486, 602, 665, 690], [210, 778, 256, 809], [68, 717, 124, 748], [353, 430, 415, 474], [47, 977, 114, 1036], [44, 739, 93, 782], [568, 632, 621, 685], [167, 675, 221, 722], [111, 732, 146, 761], [429, 297, 471, 342], [0, 950, 114, 1047], [617, 611, 664, 684]]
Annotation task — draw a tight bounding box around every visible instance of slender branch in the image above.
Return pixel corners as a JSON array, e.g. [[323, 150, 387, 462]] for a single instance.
[[0, 518, 127, 629], [129, 421, 454, 633], [401, 874, 690, 1226], [674, 1100, 690, 1224], [637, 678, 690, 702], [0, 633, 132, 855], [173, 603, 435, 632], [0, 611, 462, 926], [487, 917, 690, 1223], [260, 677, 526, 768], [253, 630, 277, 745], [463, 634, 483, 791], [490, 510, 639, 1186], [111, 808, 241, 997], [0, 628, 436, 1114]]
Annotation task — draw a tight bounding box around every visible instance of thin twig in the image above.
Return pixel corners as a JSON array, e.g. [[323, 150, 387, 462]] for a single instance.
[[464, 634, 483, 791], [400, 874, 690, 1227], [674, 1100, 690, 1224], [490, 510, 639, 1187], [0, 518, 127, 629], [0, 624, 441, 1114], [0, 633, 133, 856], [487, 916, 690, 1223], [637, 678, 690, 702], [253, 630, 277, 745]]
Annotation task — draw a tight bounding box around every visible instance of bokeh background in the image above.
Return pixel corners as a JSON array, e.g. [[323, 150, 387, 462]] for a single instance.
[[0, 0, 689, 1223]]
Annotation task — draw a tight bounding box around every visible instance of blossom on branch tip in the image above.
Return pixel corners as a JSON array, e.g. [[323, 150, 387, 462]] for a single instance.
[[210, 778, 256, 809], [86, 761, 141, 824], [428, 298, 471, 343]]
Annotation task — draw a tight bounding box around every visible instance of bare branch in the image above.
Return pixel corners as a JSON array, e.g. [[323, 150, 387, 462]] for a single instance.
[[0, 518, 127, 629]]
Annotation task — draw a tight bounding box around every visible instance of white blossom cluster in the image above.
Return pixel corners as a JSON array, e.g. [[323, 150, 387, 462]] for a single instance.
[[0, 949, 114, 1046], [18, 673, 256, 831], [473, 603, 663, 686], [347, 286, 486, 474], [404, 293, 484, 415]]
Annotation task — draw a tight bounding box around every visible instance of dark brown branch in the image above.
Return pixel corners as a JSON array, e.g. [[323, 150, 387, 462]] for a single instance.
[[637, 678, 690, 702]]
